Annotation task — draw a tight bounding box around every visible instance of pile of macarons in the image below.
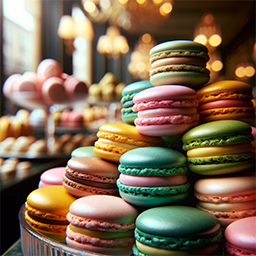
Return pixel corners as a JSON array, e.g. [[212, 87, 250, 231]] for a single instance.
[[21, 40, 255, 256], [3, 58, 88, 106]]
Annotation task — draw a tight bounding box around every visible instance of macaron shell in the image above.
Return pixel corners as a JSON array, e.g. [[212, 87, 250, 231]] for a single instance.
[[68, 195, 138, 224], [66, 237, 133, 255], [149, 40, 209, 58], [133, 85, 197, 102], [135, 122, 198, 136], [39, 167, 66, 187], [197, 80, 253, 103], [26, 185, 77, 217], [71, 146, 99, 158], [135, 205, 221, 239], [188, 160, 255, 175], [119, 190, 189, 207], [121, 80, 153, 98], [150, 71, 210, 88], [194, 174, 256, 199], [37, 59, 63, 82], [3, 74, 22, 97], [119, 147, 187, 168], [225, 217, 256, 251]]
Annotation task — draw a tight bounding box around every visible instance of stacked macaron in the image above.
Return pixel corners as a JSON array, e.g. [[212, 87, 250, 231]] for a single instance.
[[66, 195, 139, 255], [117, 147, 190, 207], [120, 80, 153, 125], [25, 186, 77, 242], [133, 205, 222, 255], [3, 58, 88, 106], [63, 156, 120, 197], [93, 123, 162, 162], [197, 80, 255, 124], [194, 172, 256, 227], [149, 40, 210, 89], [132, 85, 199, 137]]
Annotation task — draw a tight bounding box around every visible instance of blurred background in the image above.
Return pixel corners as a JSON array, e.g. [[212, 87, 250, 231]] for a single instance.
[[1, 0, 255, 115]]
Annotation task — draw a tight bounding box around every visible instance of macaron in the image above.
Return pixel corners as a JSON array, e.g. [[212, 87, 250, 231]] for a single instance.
[[38, 167, 66, 188], [71, 146, 99, 158], [117, 147, 190, 207], [224, 217, 256, 256], [25, 185, 77, 242], [133, 205, 222, 255], [182, 120, 255, 175], [149, 40, 210, 89], [197, 80, 255, 124], [37, 58, 63, 82], [194, 172, 256, 227], [63, 156, 120, 197], [63, 75, 88, 102], [3, 73, 22, 97], [120, 80, 153, 124], [132, 85, 199, 136], [66, 195, 139, 255], [41, 77, 69, 105], [93, 123, 162, 162]]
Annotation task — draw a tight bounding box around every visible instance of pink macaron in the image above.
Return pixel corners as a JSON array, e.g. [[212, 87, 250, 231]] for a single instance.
[[66, 195, 139, 255], [63, 75, 88, 101], [41, 77, 69, 105], [194, 172, 256, 227], [60, 109, 84, 128], [37, 58, 63, 83], [224, 217, 256, 256], [3, 73, 22, 97], [132, 85, 199, 136], [63, 157, 120, 197], [38, 167, 66, 188]]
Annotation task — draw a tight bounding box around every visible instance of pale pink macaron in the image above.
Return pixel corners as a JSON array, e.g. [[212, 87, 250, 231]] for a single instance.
[[41, 77, 69, 105], [66, 195, 139, 255], [194, 172, 256, 227], [38, 167, 66, 188], [63, 75, 88, 101], [225, 216, 256, 256], [3, 73, 22, 97], [132, 85, 199, 136], [37, 58, 62, 83]]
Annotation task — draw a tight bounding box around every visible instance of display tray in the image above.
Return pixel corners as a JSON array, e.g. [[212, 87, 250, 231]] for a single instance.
[[19, 204, 110, 256]]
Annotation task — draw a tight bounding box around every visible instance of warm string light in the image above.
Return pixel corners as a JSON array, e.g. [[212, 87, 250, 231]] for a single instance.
[[235, 64, 255, 78]]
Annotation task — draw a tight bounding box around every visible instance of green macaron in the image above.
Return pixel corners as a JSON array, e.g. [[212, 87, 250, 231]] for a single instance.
[[117, 147, 190, 207], [121, 80, 153, 124], [71, 146, 99, 158], [182, 120, 255, 175], [133, 205, 222, 255]]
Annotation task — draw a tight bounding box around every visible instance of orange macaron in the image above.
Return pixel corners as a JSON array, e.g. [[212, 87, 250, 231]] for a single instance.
[[93, 123, 163, 162], [25, 185, 77, 242], [197, 80, 255, 124]]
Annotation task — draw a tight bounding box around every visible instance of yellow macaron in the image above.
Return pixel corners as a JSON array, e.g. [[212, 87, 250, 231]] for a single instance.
[[25, 185, 77, 242]]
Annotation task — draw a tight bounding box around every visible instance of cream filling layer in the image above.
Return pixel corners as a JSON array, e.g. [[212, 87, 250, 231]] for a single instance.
[[69, 224, 134, 239], [198, 200, 256, 211], [187, 143, 252, 158], [97, 138, 139, 150]]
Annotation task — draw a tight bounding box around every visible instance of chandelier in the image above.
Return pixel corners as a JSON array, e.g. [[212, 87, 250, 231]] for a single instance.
[[81, 0, 173, 31]]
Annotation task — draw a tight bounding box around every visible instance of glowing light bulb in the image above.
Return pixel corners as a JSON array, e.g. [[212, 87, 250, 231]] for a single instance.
[[245, 66, 255, 77], [209, 34, 222, 47], [235, 66, 245, 78], [211, 60, 223, 72], [159, 2, 172, 16], [83, 1, 96, 13], [142, 33, 152, 44], [194, 34, 207, 45]]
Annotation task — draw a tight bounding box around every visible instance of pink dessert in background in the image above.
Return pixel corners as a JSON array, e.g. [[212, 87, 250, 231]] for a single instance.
[[3, 73, 22, 97], [37, 58, 63, 83], [41, 77, 69, 105], [38, 167, 66, 188]]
